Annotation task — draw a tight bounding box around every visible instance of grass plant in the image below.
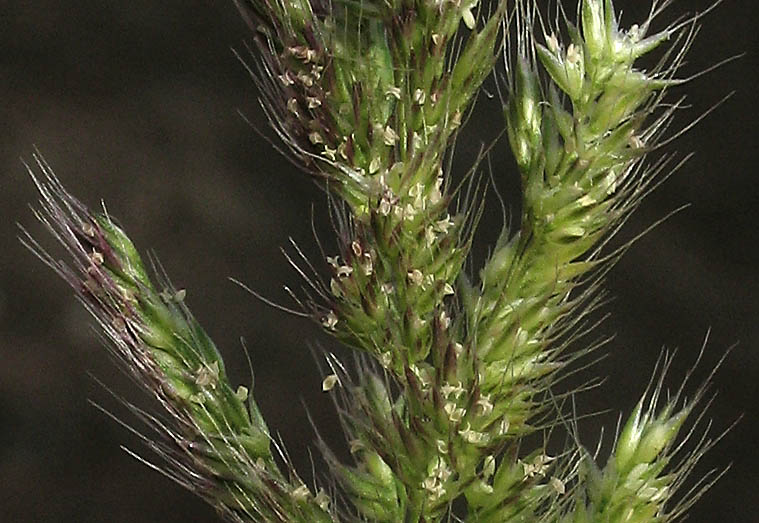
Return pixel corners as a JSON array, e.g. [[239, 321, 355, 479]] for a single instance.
[[21, 0, 732, 521]]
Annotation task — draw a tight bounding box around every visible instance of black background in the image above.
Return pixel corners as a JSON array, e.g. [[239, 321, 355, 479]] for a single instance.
[[1, 1, 757, 521]]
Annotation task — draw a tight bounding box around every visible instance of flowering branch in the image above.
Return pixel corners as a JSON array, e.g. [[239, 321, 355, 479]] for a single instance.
[[21, 156, 335, 522], [23, 0, 730, 521]]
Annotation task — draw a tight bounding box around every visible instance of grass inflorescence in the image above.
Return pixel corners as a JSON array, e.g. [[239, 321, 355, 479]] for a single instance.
[[23, 0, 732, 521]]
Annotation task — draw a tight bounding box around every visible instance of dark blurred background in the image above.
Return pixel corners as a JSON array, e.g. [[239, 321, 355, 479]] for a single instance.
[[1, 1, 756, 521]]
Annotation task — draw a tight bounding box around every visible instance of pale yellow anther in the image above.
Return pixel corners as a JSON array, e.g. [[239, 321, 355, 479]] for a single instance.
[[550, 476, 566, 495], [412, 131, 423, 151], [314, 488, 329, 510], [422, 477, 445, 500], [235, 385, 249, 402], [459, 423, 489, 444], [522, 454, 553, 478], [90, 249, 104, 266], [476, 394, 493, 416], [429, 177, 443, 204], [435, 215, 454, 234], [348, 439, 364, 453], [322, 373, 339, 391], [439, 310, 451, 330], [451, 110, 462, 128], [379, 197, 393, 216], [338, 141, 349, 160], [195, 361, 220, 389], [385, 86, 402, 100], [336, 265, 353, 278], [292, 484, 310, 500], [547, 32, 561, 54], [630, 135, 645, 149], [369, 157, 381, 174], [444, 402, 466, 423], [379, 351, 393, 368], [483, 455, 496, 477], [383, 126, 399, 146], [566, 43, 581, 65], [408, 269, 424, 286], [577, 194, 597, 207], [430, 456, 452, 481], [297, 73, 313, 87], [322, 146, 337, 161], [278, 72, 295, 86], [440, 382, 465, 399], [425, 227, 436, 247], [462, 8, 476, 30], [627, 24, 641, 42], [497, 417, 510, 435], [322, 311, 338, 330]]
